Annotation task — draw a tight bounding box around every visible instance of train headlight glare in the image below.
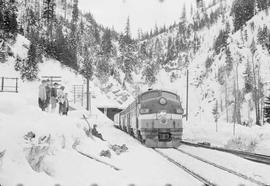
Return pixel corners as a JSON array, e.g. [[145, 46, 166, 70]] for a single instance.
[[159, 97, 167, 105], [140, 108, 150, 114]]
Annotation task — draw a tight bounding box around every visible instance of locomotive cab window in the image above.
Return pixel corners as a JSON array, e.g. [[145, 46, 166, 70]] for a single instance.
[[162, 92, 178, 100], [141, 91, 160, 100]]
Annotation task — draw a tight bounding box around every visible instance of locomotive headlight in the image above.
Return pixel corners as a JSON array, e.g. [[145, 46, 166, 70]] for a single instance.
[[159, 97, 167, 105], [176, 108, 184, 114], [140, 108, 150, 114]]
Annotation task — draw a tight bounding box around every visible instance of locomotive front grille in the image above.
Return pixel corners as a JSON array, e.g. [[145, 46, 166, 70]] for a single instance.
[[158, 132, 172, 142]]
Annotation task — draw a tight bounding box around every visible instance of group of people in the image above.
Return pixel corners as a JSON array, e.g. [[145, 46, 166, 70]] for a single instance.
[[38, 79, 69, 115]]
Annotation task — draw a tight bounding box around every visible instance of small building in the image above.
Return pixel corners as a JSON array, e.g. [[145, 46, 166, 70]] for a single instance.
[[92, 93, 123, 121], [98, 107, 123, 121]]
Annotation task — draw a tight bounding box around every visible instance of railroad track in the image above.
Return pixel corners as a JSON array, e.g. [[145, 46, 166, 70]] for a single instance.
[[174, 148, 268, 186], [181, 141, 270, 165], [154, 148, 269, 186], [153, 148, 216, 186]]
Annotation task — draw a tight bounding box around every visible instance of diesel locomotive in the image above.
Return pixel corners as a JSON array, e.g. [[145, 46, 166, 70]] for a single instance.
[[114, 89, 184, 148]]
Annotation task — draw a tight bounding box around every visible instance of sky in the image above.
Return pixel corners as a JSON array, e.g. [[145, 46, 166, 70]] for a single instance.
[[78, 0, 194, 37]]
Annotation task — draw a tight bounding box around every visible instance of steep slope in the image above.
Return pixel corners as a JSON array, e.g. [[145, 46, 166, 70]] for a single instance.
[[132, 0, 270, 127]]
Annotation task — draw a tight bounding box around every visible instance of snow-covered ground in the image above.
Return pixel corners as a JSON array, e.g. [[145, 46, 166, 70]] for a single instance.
[[1, 89, 270, 186], [0, 84, 203, 186], [1, 34, 270, 186], [183, 120, 270, 155]]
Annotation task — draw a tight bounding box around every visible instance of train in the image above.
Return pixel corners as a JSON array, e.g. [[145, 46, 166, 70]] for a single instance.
[[114, 89, 184, 148]]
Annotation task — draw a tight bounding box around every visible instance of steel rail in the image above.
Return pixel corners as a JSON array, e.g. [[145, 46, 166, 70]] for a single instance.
[[174, 148, 268, 186], [181, 141, 270, 165], [153, 148, 217, 186]]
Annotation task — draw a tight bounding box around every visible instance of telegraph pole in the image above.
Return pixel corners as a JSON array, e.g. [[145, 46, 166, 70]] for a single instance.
[[86, 78, 90, 111], [186, 69, 189, 121]]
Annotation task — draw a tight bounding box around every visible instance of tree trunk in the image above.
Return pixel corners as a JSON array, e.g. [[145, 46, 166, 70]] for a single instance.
[[64, 0, 67, 20], [233, 80, 236, 135], [251, 51, 260, 125], [225, 75, 229, 123], [236, 62, 241, 124]]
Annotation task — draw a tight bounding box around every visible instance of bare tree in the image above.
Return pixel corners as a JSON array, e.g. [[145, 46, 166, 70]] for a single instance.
[[250, 38, 260, 125]]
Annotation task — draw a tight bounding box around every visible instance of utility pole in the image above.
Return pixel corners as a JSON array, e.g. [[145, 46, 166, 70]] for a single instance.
[[233, 80, 236, 136], [86, 78, 90, 112], [86, 78, 89, 111], [186, 69, 189, 121]]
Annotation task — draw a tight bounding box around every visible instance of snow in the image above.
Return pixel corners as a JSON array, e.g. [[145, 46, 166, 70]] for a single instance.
[[183, 120, 270, 155], [0, 81, 202, 186], [1, 59, 270, 186], [178, 145, 270, 184], [0, 39, 202, 185], [1, 3, 270, 185], [161, 147, 270, 186]]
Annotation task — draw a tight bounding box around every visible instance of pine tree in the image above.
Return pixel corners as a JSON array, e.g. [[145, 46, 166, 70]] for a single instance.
[[225, 47, 233, 75], [154, 24, 159, 35], [232, 0, 255, 32], [257, 0, 268, 11], [0, 0, 17, 37], [101, 29, 113, 57], [250, 38, 261, 125], [80, 46, 93, 80], [118, 18, 137, 83], [118, 33, 137, 83], [214, 29, 229, 54], [96, 57, 110, 82], [2, 9, 10, 33], [125, 17, 131, 39], [181, 4, 186, 20], [166, 37, 176, 63], [257, 25, 269, 48], [55, 23, 66, 62], [78, 19, 85, 55], [153, 38, 162, 61], [21, 43, 39, 81], [190, 4, 194, 16], [67, 0, 80, 70], [0, 7, 4, 31], [212, 100, 219, 132], [42, 0, 56, 41], [142, 62, 158, 85], [93, 26, 100, 45], [264, 96, 270, 123], [72, 0, 79, 23], [244, 61, 253, 93]]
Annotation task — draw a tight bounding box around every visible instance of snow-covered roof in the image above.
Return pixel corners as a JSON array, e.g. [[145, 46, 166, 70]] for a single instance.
[[92, 93, 123, 109]]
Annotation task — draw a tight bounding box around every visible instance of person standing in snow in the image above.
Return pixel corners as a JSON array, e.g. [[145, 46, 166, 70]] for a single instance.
[[58, 86, 65, 115], [44, 80, 51, 111], [50, 83, 59, 113], [38, 80, 47, 111], [62, 93, 69, 116]]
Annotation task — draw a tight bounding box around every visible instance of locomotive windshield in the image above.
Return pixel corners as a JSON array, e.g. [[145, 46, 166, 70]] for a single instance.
[[139, 90, 183, 115], [141, 91, 160, 100], [162, 92, 177, 100]]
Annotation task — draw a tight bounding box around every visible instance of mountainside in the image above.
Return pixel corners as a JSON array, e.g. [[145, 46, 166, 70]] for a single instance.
[[130, 0, 270, 126], [1, 0, 270, 126]]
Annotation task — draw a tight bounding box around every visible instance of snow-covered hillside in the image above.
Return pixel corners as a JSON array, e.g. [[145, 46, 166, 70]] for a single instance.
[[1, 30, 270, 186], [2, 0, 270, 185]]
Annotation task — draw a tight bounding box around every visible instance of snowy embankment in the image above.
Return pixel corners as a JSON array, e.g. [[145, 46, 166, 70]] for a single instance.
[[183, 120, 270, 155], [1, 34, 270, 186], [0, 35, 202, 186], [0, 88, 203, 186]]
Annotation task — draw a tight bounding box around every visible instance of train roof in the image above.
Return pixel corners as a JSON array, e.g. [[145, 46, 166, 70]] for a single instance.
[[138, 89, 179, 97]]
